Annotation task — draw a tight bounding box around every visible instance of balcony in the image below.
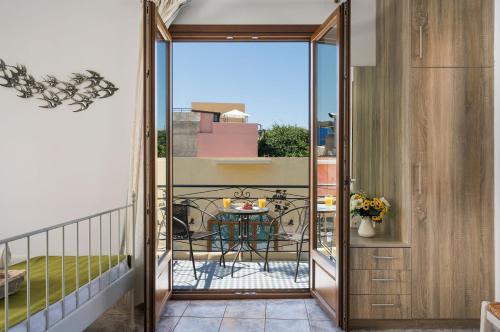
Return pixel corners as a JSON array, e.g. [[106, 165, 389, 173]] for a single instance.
[[156, 185, 325, 291]]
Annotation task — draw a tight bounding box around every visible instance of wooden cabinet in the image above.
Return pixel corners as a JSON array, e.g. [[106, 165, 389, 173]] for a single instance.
[[350, 270, 411, 295], [350, 247, 411, 319], [351, 295, 411, 319], [351, 0, 494, 325], [350, 248, 411, 270], [410, 68, 494, 319], [411, 0, 493, 67]]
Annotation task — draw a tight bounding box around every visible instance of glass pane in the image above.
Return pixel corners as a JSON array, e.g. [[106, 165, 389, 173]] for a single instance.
[[155, 40, 168, 263], [315, 25, 338, 261], [171, 42, 310, 291]]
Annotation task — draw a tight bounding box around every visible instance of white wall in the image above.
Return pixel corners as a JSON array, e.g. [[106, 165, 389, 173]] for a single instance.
[[351, 0, 376, 66], [0, 1, 141, 245], [495, 0, 500, 300], [173, 0, 338, 25]]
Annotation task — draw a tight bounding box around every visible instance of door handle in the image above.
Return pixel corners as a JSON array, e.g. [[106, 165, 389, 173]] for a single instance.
[[417, 162, 422, 194], [419, 25, 423, 58], [417, 163, 422, 195]]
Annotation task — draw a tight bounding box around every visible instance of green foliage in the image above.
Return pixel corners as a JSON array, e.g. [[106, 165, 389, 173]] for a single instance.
[[158, 129, 166, 158], [258, 124, 309, 157]]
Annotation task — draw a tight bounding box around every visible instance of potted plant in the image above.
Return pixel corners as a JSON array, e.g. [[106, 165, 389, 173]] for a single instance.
[[350, 193, 390, 238]]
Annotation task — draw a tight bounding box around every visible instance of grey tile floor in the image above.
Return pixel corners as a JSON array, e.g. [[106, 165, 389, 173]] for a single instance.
[[86, 298, 481, 332], [157, 299, 341, 332]]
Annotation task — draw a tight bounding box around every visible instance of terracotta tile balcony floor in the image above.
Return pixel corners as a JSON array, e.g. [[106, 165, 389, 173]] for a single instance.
[[173, 260, 309, 290]]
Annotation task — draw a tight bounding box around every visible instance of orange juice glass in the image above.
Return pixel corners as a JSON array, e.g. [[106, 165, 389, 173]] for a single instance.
[[258, 198, 266, 209], [223, 198, 231, 209], [325, 196, 334, 206]]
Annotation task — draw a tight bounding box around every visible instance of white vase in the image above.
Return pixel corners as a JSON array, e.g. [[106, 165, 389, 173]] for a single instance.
[[358, 217, 375, 238]]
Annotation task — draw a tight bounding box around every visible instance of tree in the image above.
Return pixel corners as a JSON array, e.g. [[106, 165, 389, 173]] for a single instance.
[[258, 124, 309, 157], [157, 129, 166, 157]]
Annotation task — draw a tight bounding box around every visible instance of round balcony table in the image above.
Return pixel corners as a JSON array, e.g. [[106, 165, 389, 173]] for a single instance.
[[316, 203, 336, 260], [218, 206, 270, 277]]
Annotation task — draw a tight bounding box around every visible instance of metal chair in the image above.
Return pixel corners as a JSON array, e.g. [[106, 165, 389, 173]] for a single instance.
[[172, 203, 226, 280], [263, 205, 309, 282]]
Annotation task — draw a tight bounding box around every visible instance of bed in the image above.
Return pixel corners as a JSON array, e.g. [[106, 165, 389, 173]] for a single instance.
[[1, 202, 136, 332]]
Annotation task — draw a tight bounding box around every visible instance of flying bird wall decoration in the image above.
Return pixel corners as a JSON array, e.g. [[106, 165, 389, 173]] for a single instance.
[[0, 58, 118, 111]]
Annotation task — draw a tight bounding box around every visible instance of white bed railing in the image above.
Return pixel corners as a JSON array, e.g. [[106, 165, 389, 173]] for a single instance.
[[0, 195, 136, 332]]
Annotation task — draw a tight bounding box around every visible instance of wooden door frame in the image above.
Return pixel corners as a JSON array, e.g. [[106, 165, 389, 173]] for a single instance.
[[309, 3, 350, 330], [144, 4, 352, 330], [144, 2, 173, 331], [166, 25, 316, 300], [168, 24, 319, 41]]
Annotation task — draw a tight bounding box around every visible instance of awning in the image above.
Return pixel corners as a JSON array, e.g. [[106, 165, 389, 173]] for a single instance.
[[222, 109, 250, 118]]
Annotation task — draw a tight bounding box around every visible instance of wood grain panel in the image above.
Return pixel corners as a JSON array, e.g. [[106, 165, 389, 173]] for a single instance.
[[350, 295, 411, 319], [410, 68, 494, 319], [350, 270, 411, 295], [411, 0, 493, 67], [350, 248, 411, 270], [313, 260, 338, 313], [351, 0, 411, 243], [350, 319, 479, 329]]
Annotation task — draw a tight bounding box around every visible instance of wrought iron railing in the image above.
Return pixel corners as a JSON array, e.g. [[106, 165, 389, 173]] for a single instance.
[[157, 185, 310, 253]]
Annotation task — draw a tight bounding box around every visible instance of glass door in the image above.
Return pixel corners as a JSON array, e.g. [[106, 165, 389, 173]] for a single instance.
[[310, 3, 349, 329], [144, 2, 173, 331]]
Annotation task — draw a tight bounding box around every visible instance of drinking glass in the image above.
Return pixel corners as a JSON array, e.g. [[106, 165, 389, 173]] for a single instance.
[[258, 198, 266, 209]]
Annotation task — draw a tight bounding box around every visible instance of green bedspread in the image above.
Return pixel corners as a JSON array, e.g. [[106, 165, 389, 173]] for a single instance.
[[0, 255, 124, 331]]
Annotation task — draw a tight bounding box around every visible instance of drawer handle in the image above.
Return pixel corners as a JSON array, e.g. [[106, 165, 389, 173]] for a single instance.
[[371, 278, 394, 282], [371, 303, 395, 307], [372, 256, 393, 259]]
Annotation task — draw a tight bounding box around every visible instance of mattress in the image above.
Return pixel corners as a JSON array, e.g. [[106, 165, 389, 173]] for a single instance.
[[0, 256, 128, 332]]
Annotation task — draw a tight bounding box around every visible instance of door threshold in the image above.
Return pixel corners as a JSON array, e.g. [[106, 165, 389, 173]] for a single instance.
[[172, 289, 311, 300]]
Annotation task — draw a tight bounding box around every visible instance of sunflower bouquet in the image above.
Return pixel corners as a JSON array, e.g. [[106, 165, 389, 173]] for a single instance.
[[350, 193, 390, 223]]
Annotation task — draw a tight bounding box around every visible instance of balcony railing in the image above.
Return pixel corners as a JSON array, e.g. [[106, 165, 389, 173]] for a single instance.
[[157, 185, 310, 255]]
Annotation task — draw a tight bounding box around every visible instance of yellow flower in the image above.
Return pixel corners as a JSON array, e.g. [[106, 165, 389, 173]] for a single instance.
[[362, 202, 370, 210], [371, 215, 381, 221]]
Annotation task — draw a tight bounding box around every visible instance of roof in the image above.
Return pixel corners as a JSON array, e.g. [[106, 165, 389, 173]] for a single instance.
[[191, 102, 246, 114]]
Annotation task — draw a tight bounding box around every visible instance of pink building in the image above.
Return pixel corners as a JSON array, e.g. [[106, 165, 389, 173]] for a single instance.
[[317, 157, 337, 196], [193, 106, 259, 158]]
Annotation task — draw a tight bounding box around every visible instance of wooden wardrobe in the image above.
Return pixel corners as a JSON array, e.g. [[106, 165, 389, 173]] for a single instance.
[[350, 0, 493, 327]]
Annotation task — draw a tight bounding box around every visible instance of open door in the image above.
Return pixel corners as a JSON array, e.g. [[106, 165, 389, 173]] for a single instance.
[[310, 3, 350, 330], [144, 2, 173, 331]]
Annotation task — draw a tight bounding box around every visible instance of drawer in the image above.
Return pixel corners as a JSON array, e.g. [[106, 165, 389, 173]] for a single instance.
[[350, 248, 411, 270], [350, 270, 411, 295], [350, 295, 410, 319]]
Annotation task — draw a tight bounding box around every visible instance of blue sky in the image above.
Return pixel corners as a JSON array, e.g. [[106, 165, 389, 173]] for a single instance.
[[167, 42, 310, 130], [316, 42, 339, 121], [156, 41, 337, 130]]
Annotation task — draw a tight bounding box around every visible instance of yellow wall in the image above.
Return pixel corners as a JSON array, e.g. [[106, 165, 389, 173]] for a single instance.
[[176, 157, 307, 185], [156, 157, 310, 259], [191, 102, 246, 114], [157, 157, 308, 186]]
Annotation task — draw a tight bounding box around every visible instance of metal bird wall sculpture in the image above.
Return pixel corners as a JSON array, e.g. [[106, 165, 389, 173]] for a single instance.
[[0, 58, 118, 112]]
